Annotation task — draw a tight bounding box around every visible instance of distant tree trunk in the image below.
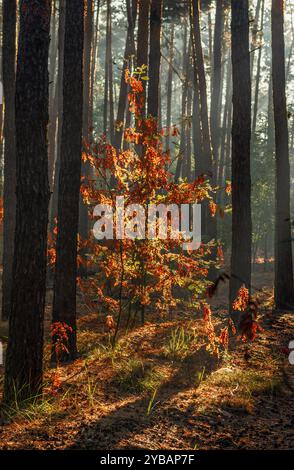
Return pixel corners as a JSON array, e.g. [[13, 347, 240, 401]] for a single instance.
[[267, 72, 275, 157], [113, 0, 138, 152], [218, 55, 232, 195], [79, 0, 93, 248], [210, 0, 224, 171], [165, 22, 174, 151], [90, 0, 100, 130], [52, 0, 84, 362], [108, 0, 115, 142], [50, 0, 65, 232], [190, 0, 216, 242], [4, 0, 51, 403], [103, 2, 109, 136], [175, 27, 188, 182], [137, 0, 150, 116], [48, 0, 58, 191], [83, 0, 93, 145], [148, 0, 163, 118], [251, 0, 265, 148], [229, 0, 252, 318], [250, 0, 262, 74], [272, 0, 294, 309], [2, 0, 16, 321]]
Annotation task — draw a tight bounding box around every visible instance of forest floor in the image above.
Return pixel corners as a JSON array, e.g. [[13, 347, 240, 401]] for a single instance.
[[0, 268, 293, 450]]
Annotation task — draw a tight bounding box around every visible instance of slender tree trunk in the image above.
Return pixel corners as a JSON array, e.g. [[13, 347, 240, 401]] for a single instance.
[[218, 55, 231, 195], [108, 0, 115, 142], [190, 0, 216, 242], [175, 27, 188, 182], [250, 0, 262, 74], [210, 0, 224, 171], [50, 1, 66, 232], [4, 0, 51, 403], [251, 0, 265, 148], [165, 22, 174, 151], [48, 0, 58, 191], [136, 0, 150, 116], [2, 0, 16, 321], [89, 0, 100, 131], [272, 0, 294, 309], [229, 0, 252, 318], [113, 0, 138, 152], [148, 0, 163, 119], [52, 0, 84, 362], [79, 0, 93, 248]]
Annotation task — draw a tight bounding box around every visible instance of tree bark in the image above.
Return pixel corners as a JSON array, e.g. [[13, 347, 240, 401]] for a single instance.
[[136, 0, 150, 116], [79, 0, 93, 248], [48, 0, 58, 191], [113, 0, 138, 151], [165, 22, 174, 151], [148, 0, 163, 119], [49, 0, 65, 232], [4, 0, 51, 403], [229, 0, 252, 318], [190, 0, 216, 242], [272, 0, 294, 309], [2, 0, 17, 321], [210, 0, 224, 170], [52, 0, 84, 361]]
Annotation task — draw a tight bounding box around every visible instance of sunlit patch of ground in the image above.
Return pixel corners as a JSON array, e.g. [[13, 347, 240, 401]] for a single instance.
[[0, 270, 293, 450]]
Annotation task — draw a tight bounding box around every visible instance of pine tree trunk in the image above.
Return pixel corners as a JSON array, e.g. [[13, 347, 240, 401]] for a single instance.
[[136, 0, 150, 116], [113, 0, 137, 151], [175, 28, 188, 182], [2, 0, 17, 321], [52, 0, 84, 362], [79, 0, 93, 248], [190, 0, 216, 243], [165, 22, 174, 151], [229, 0, 252, 318], [251, 0, 265, 148], [272, 0, 294, 309], [50, 0, 65, 232], [4, 0, 51, 403], [210, 0, 224, 171], [147, 0, 163, 119], [48, 0, 58, 191]]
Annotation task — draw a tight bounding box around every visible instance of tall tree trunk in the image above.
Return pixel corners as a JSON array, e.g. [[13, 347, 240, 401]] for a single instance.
[[175, 27, 188, 182], [251, 0, 265, 148], [250, 0, 262, 74], [79, 0, 93, 248], [52, 0, 84, 362], [108, 0, 115, 142], [50, 0, 65, 232], [190, 0, 216, 242], [4, 0, 51, 403], [48, 0, 58, 191], [165, 22, 174, 151], [2, 0, 16, 321], [210, 0, 224, 171], [229, 0, 252, 318], [113, 0, 137, 152], [272, 0, 294, 309], [147, 0, 163, 119], [136, 0, 150, 116], [89, 0, 100, 131]]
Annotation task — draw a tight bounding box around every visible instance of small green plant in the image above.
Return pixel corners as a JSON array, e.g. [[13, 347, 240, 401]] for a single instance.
[[164, 326, 197, 360], [146, 389, 159, 416], [111, 359, 146, 393], [85, 366, 98, 409], [195, 366, 206, 388]]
